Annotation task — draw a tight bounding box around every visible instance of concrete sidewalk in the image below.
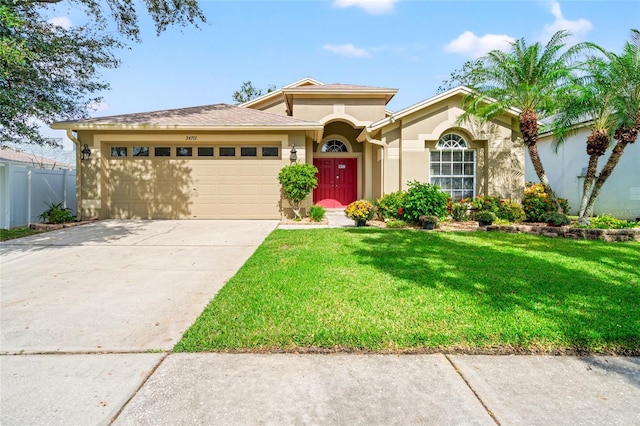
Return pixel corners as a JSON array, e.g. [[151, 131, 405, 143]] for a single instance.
[[2, 352, 638, 425]]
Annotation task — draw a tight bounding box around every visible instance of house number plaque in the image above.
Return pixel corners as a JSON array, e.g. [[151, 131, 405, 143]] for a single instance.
[[185, 136, 197, 141], [338, 164, 346, 169]]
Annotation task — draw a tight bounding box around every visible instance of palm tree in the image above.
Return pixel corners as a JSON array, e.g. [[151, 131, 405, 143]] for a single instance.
[[582, 29, 640, 219], [550, 57, 618, 223], [460, 30, 587, 209]]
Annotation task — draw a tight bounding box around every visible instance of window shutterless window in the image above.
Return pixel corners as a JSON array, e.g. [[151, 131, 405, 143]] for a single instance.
[[240, 147, 257, 157], [262, 147, 279, 157], [197, 147, 214, 156], [176, 147, 192, 157], [155, 147, 171, 157], [111, 147, 127, 157], [219, 147, 236, 157], [430, 134, 475, 201], [133, 147, 149, 157]]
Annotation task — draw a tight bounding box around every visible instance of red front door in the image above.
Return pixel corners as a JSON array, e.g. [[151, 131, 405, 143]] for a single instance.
[[313, 158, 357, 208]]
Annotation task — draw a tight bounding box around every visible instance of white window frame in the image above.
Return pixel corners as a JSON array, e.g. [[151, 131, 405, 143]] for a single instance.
[[430, 134, 475, 201]]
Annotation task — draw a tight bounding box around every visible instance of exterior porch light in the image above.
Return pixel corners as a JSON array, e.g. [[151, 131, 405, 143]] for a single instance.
[[289, 145, 297, 163], [80, 144, 91, 160]]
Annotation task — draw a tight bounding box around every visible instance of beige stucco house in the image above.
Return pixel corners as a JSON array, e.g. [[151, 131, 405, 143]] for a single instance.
[[52, 77, 525, 220]]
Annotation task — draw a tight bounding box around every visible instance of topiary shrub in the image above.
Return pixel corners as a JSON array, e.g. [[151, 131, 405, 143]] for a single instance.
[[308, 205, 326, 222], [278, 163, 318, 219], [522, 182, 569, 222], [401, 181, 450, 225], [375, 191, 406, 220]]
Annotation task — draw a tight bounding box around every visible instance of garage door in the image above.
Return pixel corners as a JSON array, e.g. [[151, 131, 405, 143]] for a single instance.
[[105, 145, 283, 219]]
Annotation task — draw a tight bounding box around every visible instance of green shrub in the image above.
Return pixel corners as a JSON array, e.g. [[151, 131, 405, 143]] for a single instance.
[[386, 219, 408, 228], [543, 211, 570, 226], [522, 182, 569, 222], [449, 200, 469, 221], [474, 211, 497, 224], [278, 163, 318, 219], [308, 205, 325, 222], [402, 181, 450, 225], [37, 202, 75, 224], [497, 199, 526, 223], [465, 195, 526, 223], [581, 214, 639, 229], [375, 191, 406, 220]]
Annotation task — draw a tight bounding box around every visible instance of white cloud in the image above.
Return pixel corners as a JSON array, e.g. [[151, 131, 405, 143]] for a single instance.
[[444, 31, 515, 58], [540, 0, 592, 41], [323, 43, 372, 58], [333, 0, 399, 15], [48, 16, 72, 30]]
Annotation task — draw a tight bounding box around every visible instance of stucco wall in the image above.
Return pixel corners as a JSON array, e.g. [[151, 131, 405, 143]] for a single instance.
[[531, 127, 640, 220], [292, 97, 386, 125], [379, 98, 524, 200]]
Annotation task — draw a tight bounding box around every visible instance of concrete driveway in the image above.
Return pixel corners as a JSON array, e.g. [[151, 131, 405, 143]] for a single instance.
[[0, 220, 277, 425], [1, 220, 277, 354]]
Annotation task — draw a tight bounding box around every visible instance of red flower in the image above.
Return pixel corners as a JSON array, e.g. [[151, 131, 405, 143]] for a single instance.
[[398, 207, 403, 216]]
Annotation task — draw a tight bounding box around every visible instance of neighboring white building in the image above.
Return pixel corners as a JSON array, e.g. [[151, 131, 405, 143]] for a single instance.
[[530, 125, 640, 220]]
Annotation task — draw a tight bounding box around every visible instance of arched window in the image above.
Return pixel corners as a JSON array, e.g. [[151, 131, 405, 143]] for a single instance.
[[430, 133, 475, 200], [321, 139, 348, 153]]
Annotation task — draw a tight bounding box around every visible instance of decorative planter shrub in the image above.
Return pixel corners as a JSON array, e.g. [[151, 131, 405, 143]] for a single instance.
[[419, 215, 439, 230], [345, 200, 375, 226]]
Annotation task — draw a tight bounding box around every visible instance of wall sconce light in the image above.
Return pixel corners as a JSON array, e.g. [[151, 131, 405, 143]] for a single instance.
[[80, 144, 91, 160], [289, 145, 297, 163]]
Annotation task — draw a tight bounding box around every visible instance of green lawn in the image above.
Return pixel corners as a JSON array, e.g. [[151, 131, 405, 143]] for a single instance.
[[0, 227, 44, 241], [175, 229, 640, 354]]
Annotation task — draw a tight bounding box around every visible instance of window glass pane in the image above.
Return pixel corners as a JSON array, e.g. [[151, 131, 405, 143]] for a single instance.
[[453, 151, 462, 161], [451, 191, 463, 201], [442, 151, 451, 162], [464, 151, 474, 161], [463, 190, 474, 199], [441, 163, 451, 175], [133, 147, 149, 157], [464, 163, 474, 175], [463, 178, 474, 190], [430, 164, 440, 175], [440, 178, 451, 190], [176, 147, 192, 157], [219, 147, 236, 157], [262, 147, 279, 157], [453, 163, 462, 175], [430, 151, 440, 161], [155, 147, 171, 157], [241, 147, 257, 157], [198, 147, 214, 156], [111, 147, 127, 157], [452, 178, 462, 190]]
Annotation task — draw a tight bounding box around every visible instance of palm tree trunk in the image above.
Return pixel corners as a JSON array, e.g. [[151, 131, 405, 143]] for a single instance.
[[578, 155, 600, 223], [520, 108, 561, 210], [584, 123, 639, 218]]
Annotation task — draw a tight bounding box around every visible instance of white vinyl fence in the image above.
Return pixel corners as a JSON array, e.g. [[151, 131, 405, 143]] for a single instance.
[[0, 162, 76, 229]]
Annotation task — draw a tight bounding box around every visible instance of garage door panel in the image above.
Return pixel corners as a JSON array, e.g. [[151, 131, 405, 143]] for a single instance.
[[106, 148, 282, 219]]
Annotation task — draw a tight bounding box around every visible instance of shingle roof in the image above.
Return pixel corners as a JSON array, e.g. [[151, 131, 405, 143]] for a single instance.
[[0, 146, 72, 169], [53, 103, 322, 129]]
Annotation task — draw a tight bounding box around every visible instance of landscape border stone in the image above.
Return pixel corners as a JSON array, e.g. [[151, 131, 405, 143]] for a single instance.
[[486, 224, 640, 242]]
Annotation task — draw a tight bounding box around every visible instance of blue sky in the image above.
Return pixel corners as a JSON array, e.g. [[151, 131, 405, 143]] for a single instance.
[[42, 0, 639, 148]]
